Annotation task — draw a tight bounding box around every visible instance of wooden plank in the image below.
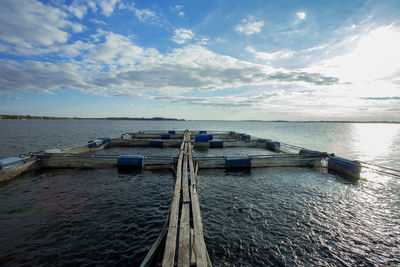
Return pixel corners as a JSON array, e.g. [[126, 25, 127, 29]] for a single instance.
[[162, 137, 185, 266], [190, 228, 196, 265], [188, 143, 208, 266], [178, 203, 190, 267], [163, 226, 178, 266], [182, 151, 190, 203], [188, 144, 196, 191]]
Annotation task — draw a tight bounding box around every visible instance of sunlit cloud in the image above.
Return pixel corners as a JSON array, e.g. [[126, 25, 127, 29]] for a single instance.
[[0, 0, 82, 48], [246, 46, 295, 61], [297, 11, 306, 20], [98, 0, 120, 17], [133, 7, 157, 22], [172, 28, 195, 44], [235, 17, 264, 35]]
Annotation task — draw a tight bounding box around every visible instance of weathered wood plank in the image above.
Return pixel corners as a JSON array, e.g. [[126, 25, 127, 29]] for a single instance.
[[182, 151, 190, 203], [190, 228, 196, 265], [178, 203, 190, 267], [163, 226, 178, 266], [162, 138, 185, 266], [188, 143, 208, 266]]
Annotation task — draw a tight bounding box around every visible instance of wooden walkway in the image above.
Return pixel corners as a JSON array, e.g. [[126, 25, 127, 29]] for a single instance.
[[161, 130, 210, 266]]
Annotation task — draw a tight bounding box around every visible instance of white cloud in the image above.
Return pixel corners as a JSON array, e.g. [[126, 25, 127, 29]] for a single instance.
[[172, 28, 195, 44], [171, 5, 184, 17], [66, 2, 88, 19], [246, 46, 294, 61], [88, 31, 161, 66], [0, 59, 89, 95], [0, 0, 82, 47], [89, 19, 107, 25], [307, 24, 400, 99], [134, 7, 157, 22], [297, 11, 306, 20], [235, 17, 264, 35], [98, 0, 120, 16], [0, 40, 338, 101]]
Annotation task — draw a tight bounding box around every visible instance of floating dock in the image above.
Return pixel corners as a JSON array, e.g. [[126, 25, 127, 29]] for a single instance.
[[0, 130, 365, 266]]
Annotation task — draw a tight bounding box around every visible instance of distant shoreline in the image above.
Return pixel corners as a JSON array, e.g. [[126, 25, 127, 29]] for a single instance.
[[0, 115, 398, 123], [0, 115, 184, 121]]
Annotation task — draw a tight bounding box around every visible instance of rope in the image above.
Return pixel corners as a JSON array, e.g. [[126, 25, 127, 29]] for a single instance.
[[361, 164, 400, 179], [359, 161, 400, 173]]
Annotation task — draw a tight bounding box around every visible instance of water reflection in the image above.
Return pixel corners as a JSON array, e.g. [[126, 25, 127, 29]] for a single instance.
[[350, 123, 400, 166]]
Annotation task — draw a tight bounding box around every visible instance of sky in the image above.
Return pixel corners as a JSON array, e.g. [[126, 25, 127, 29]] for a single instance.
[[1, 0, 400, 121]]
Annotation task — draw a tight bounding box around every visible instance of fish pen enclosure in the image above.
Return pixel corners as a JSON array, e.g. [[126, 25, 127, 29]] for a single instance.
[[1, 129, 375, 266]]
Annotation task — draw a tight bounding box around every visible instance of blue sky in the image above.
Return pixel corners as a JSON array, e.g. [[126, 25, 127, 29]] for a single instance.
[[1, 0, 400, 120]]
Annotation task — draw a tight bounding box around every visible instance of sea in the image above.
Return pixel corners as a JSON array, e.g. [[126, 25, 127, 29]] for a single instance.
[[0, 120, 399, 266]]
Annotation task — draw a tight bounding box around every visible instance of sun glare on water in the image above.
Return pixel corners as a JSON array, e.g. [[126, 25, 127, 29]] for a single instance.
[[351, 123, 399, 163]]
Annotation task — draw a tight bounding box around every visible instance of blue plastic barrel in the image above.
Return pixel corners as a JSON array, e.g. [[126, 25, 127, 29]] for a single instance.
[[88, 139, 103, 148], [328, 156, 361, 180], [210, 140, 223, 148], [226, 155, 251, 168], [266, 140, 280, 152], [117, 155, 144, 168], [161, 134, 170, 139], [195, 135, 209, 142], [102, 137, 113, 144]]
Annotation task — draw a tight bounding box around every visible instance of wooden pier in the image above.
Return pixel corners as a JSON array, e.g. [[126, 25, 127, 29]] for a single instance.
[[141, 130, 211, 266]]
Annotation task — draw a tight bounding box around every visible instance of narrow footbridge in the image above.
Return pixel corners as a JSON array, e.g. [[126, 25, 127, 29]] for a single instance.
[[141, 130, 211, 266]]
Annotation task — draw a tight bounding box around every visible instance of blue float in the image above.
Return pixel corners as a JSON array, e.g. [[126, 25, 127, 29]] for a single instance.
[[150, 140, 163, 147], [161, 134, 170, 139], [210, 140, 223, 148], [88, 139, 103, 148], [266, 140, 280, 152], [102, 137, 113, 144], [199, 130, 207, 134], [168, 130, 176, 134], [226, 155, 251, 168], [0, 157, 25, 170], [117, 155, 144, 168], [195, 135, 209, 142], [328, 156, 361, 180]]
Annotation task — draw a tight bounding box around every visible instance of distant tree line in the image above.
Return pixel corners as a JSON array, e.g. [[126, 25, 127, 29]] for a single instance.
[[0, 114, 184, 121]]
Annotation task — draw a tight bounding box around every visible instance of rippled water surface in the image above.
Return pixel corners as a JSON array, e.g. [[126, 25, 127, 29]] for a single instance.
[[1, 120, 400, 265], [199, 168, 400, 266], [0, 168, 174, 265]]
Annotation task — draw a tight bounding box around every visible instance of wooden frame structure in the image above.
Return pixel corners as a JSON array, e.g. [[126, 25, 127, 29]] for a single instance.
[[0, 129, 363, 266]]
